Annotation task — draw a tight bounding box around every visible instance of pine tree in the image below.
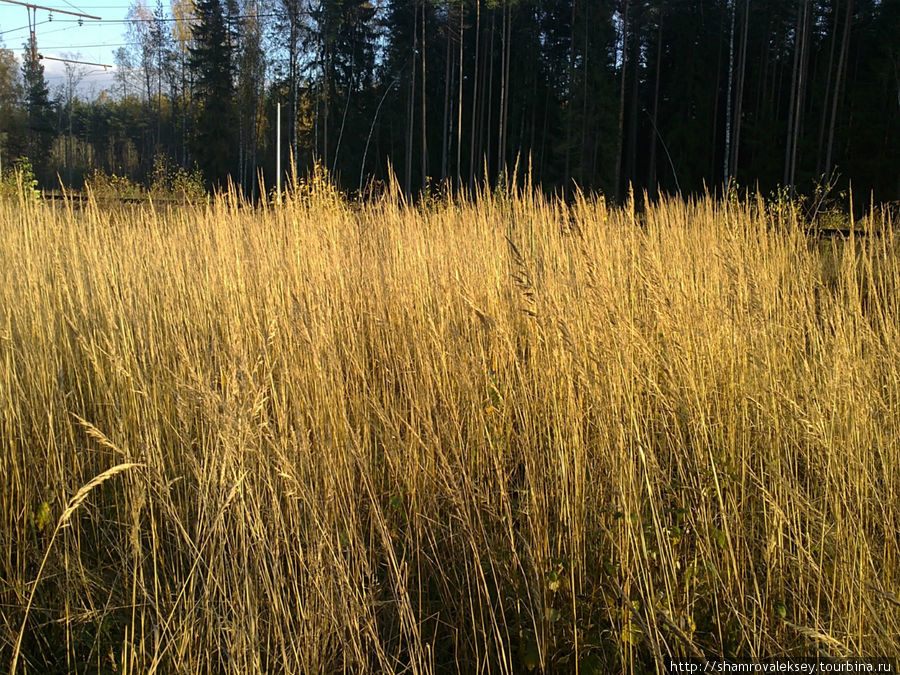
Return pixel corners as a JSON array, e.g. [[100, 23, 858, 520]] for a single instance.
[[0, 48, 25, 168], [189, 0, 236, 185], [21, 37, 53, 180], [321, 0, 378, 178]]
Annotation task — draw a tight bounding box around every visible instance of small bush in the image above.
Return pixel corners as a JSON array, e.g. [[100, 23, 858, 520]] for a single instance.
[[150, 155, 206, 203], [0, 157, 40, 202], [281, 160, 344, 208], [85, 170, 144, 200]]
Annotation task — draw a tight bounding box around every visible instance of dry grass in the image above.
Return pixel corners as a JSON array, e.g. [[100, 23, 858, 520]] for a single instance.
[[0, 182, 898, 673]]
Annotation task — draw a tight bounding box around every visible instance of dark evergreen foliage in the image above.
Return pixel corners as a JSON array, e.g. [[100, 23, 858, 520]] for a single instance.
[[20, 38, 53, 181], [2, 0, 898, 202], [189, 0, 236, 186]]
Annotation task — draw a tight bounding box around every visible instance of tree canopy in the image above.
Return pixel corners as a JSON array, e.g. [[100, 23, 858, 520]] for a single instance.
[[0, 0, 897, 202]]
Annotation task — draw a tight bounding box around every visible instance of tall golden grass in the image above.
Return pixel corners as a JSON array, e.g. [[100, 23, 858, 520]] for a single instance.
[[1, 182, 898, 673]]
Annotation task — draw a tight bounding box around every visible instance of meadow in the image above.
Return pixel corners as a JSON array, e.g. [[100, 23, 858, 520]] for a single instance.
[[1, 180, 898, 673]]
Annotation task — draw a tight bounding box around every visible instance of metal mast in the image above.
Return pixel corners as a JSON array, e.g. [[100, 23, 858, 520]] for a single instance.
[[0, 0, 103, 62]]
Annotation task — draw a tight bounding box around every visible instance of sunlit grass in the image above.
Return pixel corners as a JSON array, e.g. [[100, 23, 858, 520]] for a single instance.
[[1, 184, 898, 672]]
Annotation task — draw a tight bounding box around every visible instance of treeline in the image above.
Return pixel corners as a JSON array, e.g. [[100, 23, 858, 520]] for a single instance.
[[1, 0, 898, 201]]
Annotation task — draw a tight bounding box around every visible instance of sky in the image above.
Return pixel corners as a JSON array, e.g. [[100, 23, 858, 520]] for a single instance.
[[0, 0, 145, 96]]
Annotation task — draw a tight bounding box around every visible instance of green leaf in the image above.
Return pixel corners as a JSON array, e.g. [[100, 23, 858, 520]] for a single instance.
[[34, 501, 51, 533], [580, 653, 604, 674], [621, 622, 642, 646], [709, 525, 726, 549], [546, 569, 561, 592], [519, 638, 540, 671]]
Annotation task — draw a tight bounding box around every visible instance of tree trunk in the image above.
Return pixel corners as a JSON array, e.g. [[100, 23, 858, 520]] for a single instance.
[[539, 84, 549, 181], [564, 0, 576, 191], [323, 46, 329, 174], [648, 16, 662, 193], [784, 0, 805, 188], [442, 25, 451, 180], [825, 0, 852, 178], [626, 13, 639, 191], [181, 48, 187, 166], [457, 0, 464, 186], [290, 21, 298, 164], [788, 0, 811, 189], [580, 0, 590, 186], [468, 0, 480, 187], [615, 0, 629, 201], [421, 1, 428, 188], [724, 0, 736, 185], [406, 3, 417, 194], [502, 3, 511, 178], [448, 52, 456, 179], [710, 7, 724, 181], [485, 9, 495, 181], [816, 0, 840, 175], [497, 3, 509, 179], [731, 0, 749, 179]]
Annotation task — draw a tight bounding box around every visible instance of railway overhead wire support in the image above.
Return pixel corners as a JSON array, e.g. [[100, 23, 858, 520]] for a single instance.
[[0, 0, 102, 61]]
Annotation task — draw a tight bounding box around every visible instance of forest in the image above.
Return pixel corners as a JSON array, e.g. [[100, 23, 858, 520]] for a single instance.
[[1, 0, 898, 201], [5, 2, 900, 672]]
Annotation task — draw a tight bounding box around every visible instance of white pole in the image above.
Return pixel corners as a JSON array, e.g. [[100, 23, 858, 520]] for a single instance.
[[277, 102, 282, 202]]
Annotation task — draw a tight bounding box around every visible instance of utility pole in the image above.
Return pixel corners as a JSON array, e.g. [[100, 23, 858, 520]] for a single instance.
[[0, 0, 107, 190], [0, 0, 102, 61], [277, 102, 282, 202]]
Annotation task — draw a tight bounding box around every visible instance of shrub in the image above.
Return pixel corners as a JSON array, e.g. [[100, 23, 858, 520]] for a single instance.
[[150, 154, 206, 203], [0, 157, 40, 202], [84, 169, 144, 200]]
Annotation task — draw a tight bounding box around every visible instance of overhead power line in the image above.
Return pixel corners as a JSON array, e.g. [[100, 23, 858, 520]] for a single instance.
[[0, 0, 101, 62], [57, 0, 89, 15], [37, 41, 130, 48], [0, 19, 49, 35], [3, 22, 81, 38], [41, 4, 141, 6], [39, 53, 111, 67], [44, 11, 279, 23], [0, 0, 100, 21]]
